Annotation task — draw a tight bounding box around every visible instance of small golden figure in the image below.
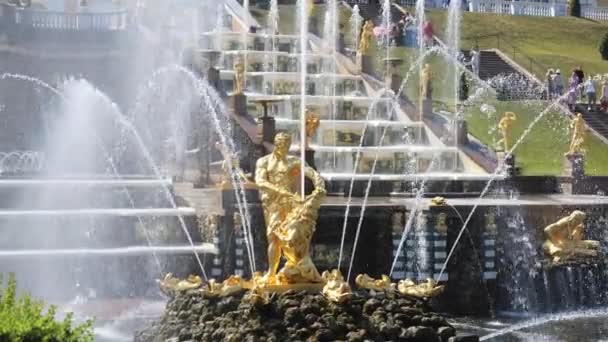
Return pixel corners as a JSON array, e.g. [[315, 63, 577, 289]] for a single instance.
[[322, 269, 353, 303], [565, 113, 586, 156], [358, 20, 374, 56], [215, 142, 255, 189], [430, 196, 447, 206], [542, 210, 600, 264], [496, 111, 516, 152], [255, 132, 326, 285], [157, 273, 203, 295], [305, 109, 321, 148], [420, 63, 433, 100], [234, 59, 245, 95], [355, 274, 395, 292], [397, 278, 445, 299]]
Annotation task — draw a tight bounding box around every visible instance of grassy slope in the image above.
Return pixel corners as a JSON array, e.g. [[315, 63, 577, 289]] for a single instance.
[[426, 10, 608, 78]]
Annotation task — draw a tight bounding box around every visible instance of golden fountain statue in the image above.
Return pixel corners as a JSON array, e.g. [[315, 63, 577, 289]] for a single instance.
[[496, 111, 516, 151], [255, 132, 326, 286], [420, 63, 433, 100], [157, 273, 203, 295], [543, 210, 600, 264], [322, 269, 353, 303], [397, 278, 445, 299], [356, 274, 395, 292], [565, 113, 586, 156], [305, 109, 321, 149], [430, 196, 447, 206], [234, 59, 245, 95], [358, 20, 374, 56], [215, 142, 255, 189]]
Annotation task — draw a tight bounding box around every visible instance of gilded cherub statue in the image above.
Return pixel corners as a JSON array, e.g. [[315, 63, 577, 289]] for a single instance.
[[355, 274, 395, 292], [255, 132, 326, 285], [358, 20, 374, 56], [420, 63, 433, 100], [430, 196, 447, 206], [542, 210, 600, 264], [397, 278, 445, 299], [496, 111, 516, 151], [565, 113, 586, 156], [234, 59, 245, 95], [322, 269, 353, 303], [305, 109, 320, 148]]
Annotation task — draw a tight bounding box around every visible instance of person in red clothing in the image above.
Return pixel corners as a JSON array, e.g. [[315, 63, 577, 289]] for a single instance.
[[422, 20, 434, 47]]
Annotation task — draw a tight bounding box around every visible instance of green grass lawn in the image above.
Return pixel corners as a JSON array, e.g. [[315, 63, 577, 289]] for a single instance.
[[466, 100, 608, 175], [426, 10, 608, 78]]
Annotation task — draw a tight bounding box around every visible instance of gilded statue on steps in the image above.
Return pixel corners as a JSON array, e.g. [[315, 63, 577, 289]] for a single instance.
[[420, 64, 433, 100], [322, 269, 353, 303], [496, 112, 516, 151], [542, 210, 600, 264], [234, 59, 245, 95], [565, 113, 586, 156], [255, 132, 326, 285], [305, 109, 320, 148], [215, 142, 255, 189], [358, 20, 374, 56]]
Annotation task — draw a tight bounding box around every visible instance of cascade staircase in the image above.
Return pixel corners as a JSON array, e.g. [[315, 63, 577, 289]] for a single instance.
[[575, 104, 608, 141], [461, 50, 521, 80]]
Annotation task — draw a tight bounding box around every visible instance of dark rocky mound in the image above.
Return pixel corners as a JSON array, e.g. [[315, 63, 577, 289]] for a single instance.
[[135, 289, 458, 342]]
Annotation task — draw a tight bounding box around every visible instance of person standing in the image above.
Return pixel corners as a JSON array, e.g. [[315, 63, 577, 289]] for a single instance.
[[552, 69, 563, 98], [585, 76, 597, 111], [574, 66, 585, 100], [567, 72, 578, 110], [600, 79, 608, 112], [545, 69, 554, 100]]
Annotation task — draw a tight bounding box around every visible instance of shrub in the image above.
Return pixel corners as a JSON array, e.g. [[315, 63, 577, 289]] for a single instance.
[[569, 0, 581, 17], [0, 274, 94, 341], [600, 31, 608, 60]]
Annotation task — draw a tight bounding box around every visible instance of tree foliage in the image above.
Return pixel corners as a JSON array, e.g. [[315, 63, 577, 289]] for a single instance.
[[0, 274, 94, 341], [569, 0, 581, 17], [600, 31, 608, 60]]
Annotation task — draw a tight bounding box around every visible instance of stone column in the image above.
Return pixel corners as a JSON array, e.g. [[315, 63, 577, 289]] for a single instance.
[[567, 153, 585, 194]]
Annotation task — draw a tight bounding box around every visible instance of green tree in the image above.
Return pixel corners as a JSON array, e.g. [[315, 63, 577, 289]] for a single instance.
[[0, 274, 94, 341], [600, 31, 608, 60], [569, 0, 581, 17]]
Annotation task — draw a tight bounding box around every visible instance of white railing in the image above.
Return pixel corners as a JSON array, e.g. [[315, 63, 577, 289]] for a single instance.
[[582, 6, 608, 20], [468, 0, 568, 17]]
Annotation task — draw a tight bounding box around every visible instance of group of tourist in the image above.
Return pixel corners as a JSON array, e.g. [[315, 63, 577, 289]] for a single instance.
[[546, 66, 608, 112]]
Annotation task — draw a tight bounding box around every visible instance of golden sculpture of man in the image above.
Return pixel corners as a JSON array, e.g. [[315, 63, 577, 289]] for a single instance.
[[305, 109, 320, 148], [565, 113, 586, 156], [358, 20, 374, 56], [542, 210, 600, 264], [420, 63, 432, 100], [255, 132, 326, 284], [234, 59, 245, 95], [496, 111, 516, 151]]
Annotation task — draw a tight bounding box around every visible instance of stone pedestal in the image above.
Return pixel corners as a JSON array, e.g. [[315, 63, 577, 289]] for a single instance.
[[259, 115, 276, 144], [360, 55, 373, 76], [420, 98, 432, 120], [456, 119, 469, 146], [567, 153, 585, 195], [231, 94, 247, 116]]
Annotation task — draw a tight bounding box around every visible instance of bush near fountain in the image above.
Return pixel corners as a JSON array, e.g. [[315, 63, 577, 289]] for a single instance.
[[0, 274, 94, 341], [135, 288, 456, 342]]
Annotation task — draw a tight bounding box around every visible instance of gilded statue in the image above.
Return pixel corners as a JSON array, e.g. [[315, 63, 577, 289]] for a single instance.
[[322, 269, 353, 303], [420, 64, 433, 100], [430, 196, 447, 206], [542, 210, 600, 264], [496, 112, 516, 151], [397, 278, 445, 299], [305, 109, 320, 148], [358, 20, 374, 56], [234, 59, 245, 95], [355, 274, 395, 292], [201, 275, 246, 297], [565, 113, 586, 156], [157, 273, 203, 295], [255, 132, 326, 285]]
